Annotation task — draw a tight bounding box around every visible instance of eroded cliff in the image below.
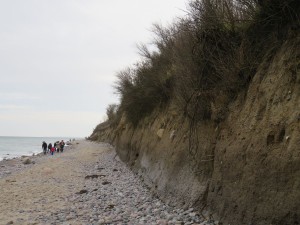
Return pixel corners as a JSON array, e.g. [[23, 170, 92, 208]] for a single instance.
[[90, 35, 299, 225]]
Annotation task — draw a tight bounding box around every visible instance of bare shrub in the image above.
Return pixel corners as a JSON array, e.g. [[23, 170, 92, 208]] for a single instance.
[[170, 0, 249, 122], [106, 104, 118, 121], [112, 0, 299, 127], [114, 58, 173, 126]]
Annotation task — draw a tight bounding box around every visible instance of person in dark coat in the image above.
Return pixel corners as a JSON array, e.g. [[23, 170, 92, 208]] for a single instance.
[[48, 143, 52, 154], [60, 140, 65, 153], [42, 141, 47, 155], [55, 141, 60, 152]]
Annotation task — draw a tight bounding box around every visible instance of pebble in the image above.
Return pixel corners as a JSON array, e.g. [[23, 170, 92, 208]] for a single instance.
[[9, 144, 215, 224]]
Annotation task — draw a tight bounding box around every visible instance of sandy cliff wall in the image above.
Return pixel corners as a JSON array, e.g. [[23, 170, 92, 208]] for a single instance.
[[206, 37, 300, 225], [91, 37, 300, 225]]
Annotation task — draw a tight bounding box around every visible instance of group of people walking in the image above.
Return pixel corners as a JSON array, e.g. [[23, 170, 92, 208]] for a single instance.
[[42, 140, 65, 155]]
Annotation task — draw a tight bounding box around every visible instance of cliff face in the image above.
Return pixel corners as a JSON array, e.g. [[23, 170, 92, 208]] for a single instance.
[[206, 37, 300, 225], [90, 37, 300, 225]]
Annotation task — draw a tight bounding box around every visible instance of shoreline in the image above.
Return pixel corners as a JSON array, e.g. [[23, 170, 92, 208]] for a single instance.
[[0, 136, 78, 162], [0, 152, 43, 179], [0, 142, 75, 179], [0, 151, 41, 162]]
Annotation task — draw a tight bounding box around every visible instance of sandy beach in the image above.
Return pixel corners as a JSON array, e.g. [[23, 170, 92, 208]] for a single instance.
[[0, 141, 106, 224], [0, 141, 209, 225]]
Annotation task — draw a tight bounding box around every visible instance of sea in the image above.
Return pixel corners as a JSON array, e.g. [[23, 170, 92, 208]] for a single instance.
[[0, 136, 76, 161]]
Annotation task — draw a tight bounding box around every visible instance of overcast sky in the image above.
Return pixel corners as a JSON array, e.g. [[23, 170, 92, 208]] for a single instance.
[[0, 0, 188, 137]]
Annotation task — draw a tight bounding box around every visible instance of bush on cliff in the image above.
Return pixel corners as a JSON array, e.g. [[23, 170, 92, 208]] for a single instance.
[[108, 0, 299, 127]]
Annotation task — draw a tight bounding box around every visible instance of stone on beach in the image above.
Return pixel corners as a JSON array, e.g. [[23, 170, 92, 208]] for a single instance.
[[22, 158, 32, 165], [77, 189, 88, 194]]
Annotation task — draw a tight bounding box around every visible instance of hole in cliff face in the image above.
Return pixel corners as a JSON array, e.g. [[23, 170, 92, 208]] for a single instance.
[[267, 133, 275, 145], [135, 153, 139, 158], [278, 128, 286, 142]]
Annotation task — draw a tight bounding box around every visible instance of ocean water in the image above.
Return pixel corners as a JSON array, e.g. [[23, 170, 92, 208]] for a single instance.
[[0, 136, 74, 161]]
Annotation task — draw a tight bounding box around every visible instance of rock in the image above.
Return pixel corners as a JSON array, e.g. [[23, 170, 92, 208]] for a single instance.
[[156, 129, 165, 138], [102, 181, 111, 185], [85, 174, 105, 179], [76, 190, 88, 194], [106, 204, 115, 209], [22, 158, 32, 165], [97, 219, 105, 224], [66, 215, 74, 220], [157, 219, 168, 225], [285, 136, 290, 141], [5, 179, 16, 183], [170, 130, 176, 140], [95, 165, 104, 170], [175, 222, 184, 225]]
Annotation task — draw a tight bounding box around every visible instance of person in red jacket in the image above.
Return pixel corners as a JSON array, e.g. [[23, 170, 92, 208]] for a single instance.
[[50, 146, 55, 155]]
